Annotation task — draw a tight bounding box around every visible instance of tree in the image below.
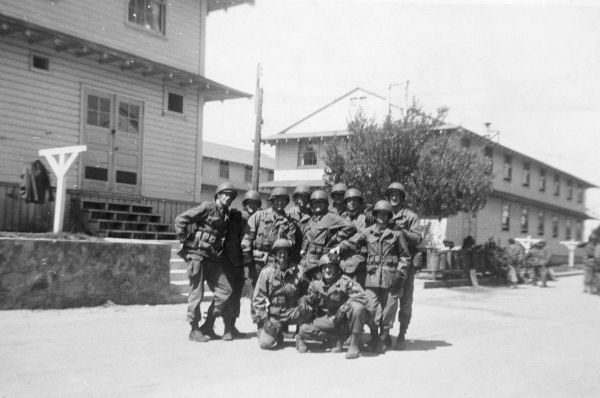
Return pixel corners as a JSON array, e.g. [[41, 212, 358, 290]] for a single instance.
[[323, 102, 493, 219]]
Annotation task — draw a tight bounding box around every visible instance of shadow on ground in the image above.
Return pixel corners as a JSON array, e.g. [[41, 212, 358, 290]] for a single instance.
[[403, 339, 452, 351]]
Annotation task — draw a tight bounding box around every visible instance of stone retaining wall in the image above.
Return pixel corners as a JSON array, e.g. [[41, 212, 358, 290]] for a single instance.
[[0, 238, 171, 309]]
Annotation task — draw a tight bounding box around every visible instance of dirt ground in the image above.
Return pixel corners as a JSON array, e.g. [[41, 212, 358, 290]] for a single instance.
[[1, 275, 599, 398]]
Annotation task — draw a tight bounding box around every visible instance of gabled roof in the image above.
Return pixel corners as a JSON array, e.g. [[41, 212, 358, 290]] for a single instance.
[[203, 141, 275, 170]]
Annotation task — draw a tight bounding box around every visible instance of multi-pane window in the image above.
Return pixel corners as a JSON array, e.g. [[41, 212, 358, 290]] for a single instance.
[[503, 155, 512, 182], [167, 92, 184, 114], [577, 184, 583, 204], [483, 147, 493, 174], [520, 207, 529, 233], [501, 203, 510, 231], [552, 216, 559, 238], [565, 218, 572, 240], [86, 95, 111, 128], [554, 174, 560, 196], [219, 161, 229, 179], [118, 101, 140, 134], [522, 162, 530, 187], [244, 166, 252, 182], [567, 179, 573, 201], [128, 0, 166, 35], [537, 211, 545, 236], [539, 169, 546, 192], [297, 140, 319, 167]]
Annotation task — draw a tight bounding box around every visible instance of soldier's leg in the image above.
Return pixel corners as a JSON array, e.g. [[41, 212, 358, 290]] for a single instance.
[[258, 319, 283, 350], [507, 265, 518, 287], [379, 289, 399, 353], [539, 265, 548, 287], [186, 259, 209, 342], [204, 261, 234, 338], [398, 267, 415, 336], [342, 301, 367, 359]]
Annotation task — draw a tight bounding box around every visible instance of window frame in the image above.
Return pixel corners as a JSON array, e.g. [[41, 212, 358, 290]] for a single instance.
[[127, 0, 167, 36], [503, 155, 512, 182], [501, 203, 510, 231], [552, 216, 559, 238], [219, 161, 230, 179], [566, 179, 573, 201], [522, 162, 530, 187], [554, 174, 560, 197], [565, 218, 572, 240], [30, 52, 51, 74], [483, 147, 493, 174], [539, 169, 546, 192], [244, 165, 252, 183], [162, 86, 186, 118], [537, 211, 545, 236], [297, 140, 319, 168], [520, 207, 529, 234], [577, 184, 583, 204]]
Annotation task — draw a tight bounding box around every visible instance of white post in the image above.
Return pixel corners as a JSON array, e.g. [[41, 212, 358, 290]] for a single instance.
[[515, 235, 541, 254], [38, 145, 87, 233], [560, 240, 581, 268]]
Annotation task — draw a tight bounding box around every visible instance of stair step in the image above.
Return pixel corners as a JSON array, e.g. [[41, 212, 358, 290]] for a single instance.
[[107, 203, 131, 212], [132, 204, 154, 214], [170, 269, 188, 282], [170, 258, 187, 270]]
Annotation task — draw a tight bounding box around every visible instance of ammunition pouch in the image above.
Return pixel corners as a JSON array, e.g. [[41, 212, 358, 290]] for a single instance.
[[308, 243, 330, 256], [253, 250, 269, 264], [190, 227, 223, 257]]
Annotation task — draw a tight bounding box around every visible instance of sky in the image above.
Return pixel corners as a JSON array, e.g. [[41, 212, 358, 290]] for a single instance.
[[201, 0, 600, 222]]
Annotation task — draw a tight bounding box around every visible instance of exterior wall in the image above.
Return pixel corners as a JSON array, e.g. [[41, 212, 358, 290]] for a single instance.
[[274, 137, 333, 180], [0, 37, 204, 202], [0, 0, 204, 73], [201, 157, 273, 191]]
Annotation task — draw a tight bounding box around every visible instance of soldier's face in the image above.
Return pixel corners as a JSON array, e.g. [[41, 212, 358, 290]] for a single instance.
[[375, 211, 391, 225], [273, 197, 287, 212], [388, 191, 404, 207], [295, 195, 309, 209], [275, 248, 289, 269], [311, 200, 328, 214], [217, 192, 235, 208], [346, 198, 360, 212], [245, 201, 260, 215], [321, 263, 337, 281], [331, 193, 344, 204]]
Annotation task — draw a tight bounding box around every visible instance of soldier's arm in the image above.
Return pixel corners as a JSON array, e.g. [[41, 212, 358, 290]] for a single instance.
[[327, 215, 357, 249], [251, 268, 270, 324], [395, 232, 411, 277], [173, 203, 208, 241], [241, 211, 261, 254], [403, 212, 423, 247]]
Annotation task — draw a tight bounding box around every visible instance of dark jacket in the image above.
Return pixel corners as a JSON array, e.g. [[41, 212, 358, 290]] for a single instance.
[[19, 160, 54, 204]]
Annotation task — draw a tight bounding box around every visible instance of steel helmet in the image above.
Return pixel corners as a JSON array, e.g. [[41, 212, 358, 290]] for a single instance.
[[343, 187, 363, 203], [373, 200, 393, 216], [242, 190, 261, 207], [269, 187, 290, 205], [318, 254, 339, 268], [386, 182, 406, 197], [272, 238, 292, 253], [215, 182, 237, 199], [331, 182, 348, 195], [292, 184, 311, 199], [310, 190, 329, 204]]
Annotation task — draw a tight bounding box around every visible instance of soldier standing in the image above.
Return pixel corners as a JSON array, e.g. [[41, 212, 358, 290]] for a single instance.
[[242, 187, 297, 286], [329, 182, 348, 215], [506, 238, 523, 288], [174, 182, 236, 342], [363, 200, 411, 353], [525, 240, 550, 287], [300, 189, 357, 281], [386, 182, 423, 350], [287, 185, 312, 265], [296, 254, 369, 359], [583, 234, 599, 294], [252, 239, 312, 349]]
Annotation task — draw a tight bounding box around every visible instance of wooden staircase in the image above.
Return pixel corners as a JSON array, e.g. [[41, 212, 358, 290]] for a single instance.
[[80, 200, 177, 240]]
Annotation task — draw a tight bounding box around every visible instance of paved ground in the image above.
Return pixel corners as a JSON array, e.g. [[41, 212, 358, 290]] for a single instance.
[[1, 274, 599, 398]]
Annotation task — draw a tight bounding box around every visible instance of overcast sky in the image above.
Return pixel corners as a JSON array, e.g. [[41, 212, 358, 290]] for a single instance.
[[202, 0, 600, 215]]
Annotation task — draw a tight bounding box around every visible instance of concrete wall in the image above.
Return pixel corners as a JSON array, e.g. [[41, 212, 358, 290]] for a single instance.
[[0, 238, 171, 309]]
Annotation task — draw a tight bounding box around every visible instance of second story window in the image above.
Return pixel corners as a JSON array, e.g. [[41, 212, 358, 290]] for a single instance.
[[522, 162, 530, 187], [539, 169, 546, 192], [128, 0, 166, 35], [501, 203, 510, 231], [576, 221, 582, 241], [219, 161, 229, 179], [552, 216, 559, 238], [244, 166, 252, 183], [565, 218, 572, 240], [577, 184, 583, 204], [567, 179, 573, 201], [520, 207, 529, 234], [537, 211, 545, 236], [483, 147, 493, 174], [297, 140, 318, 167], [554, 174, 560, 197], [503, 155, 512, 182]]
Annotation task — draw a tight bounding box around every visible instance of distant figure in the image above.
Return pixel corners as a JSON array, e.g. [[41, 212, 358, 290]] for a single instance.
[[525, 240, 550, 287], [583, 232, 599, 294], [506, 238, 524, 288]]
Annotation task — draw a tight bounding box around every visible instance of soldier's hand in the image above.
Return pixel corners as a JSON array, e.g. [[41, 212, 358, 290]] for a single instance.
[[243, 251, 254, 266]]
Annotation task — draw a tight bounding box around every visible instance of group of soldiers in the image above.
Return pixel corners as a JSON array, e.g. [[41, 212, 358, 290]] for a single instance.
[[583, 231, 600, 294], [173, 181, 422, 359], [504, 238, 552, 288]]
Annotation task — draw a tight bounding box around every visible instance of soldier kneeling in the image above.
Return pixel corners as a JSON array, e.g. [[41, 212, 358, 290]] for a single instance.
[[296, 254, 369, 359], [252, 239, 312, 350]]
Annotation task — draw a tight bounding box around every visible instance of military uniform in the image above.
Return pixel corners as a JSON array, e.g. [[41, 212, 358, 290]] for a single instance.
[[506, 242, 524, 286], [174, 201, 233, 329], [339, 209, 375, 286], [242, 207, 297, 285], [525, 244, 550, 287], [252, 264, 311, 349], [287, 205, 312, 265], [583, 241, 597, 294]]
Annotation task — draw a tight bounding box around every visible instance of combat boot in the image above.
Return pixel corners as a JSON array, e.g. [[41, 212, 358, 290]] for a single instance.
[[222, 319, 234, 341], [295, 335, 308, 353], [345, 333, 361, 359], [395, 331, 407, 350], [231, 319, 245, 338], [366, 325, 379, 352], [330, 338, 344, 353], [376, 330, 390, 354], [189, 324, 209, 343], [199, 313, 221, 340]]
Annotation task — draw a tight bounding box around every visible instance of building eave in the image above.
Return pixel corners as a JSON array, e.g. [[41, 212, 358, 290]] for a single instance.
[[207, 0, 255, 13], [490, 189, 591, 220], [0, 13, 251, 102]]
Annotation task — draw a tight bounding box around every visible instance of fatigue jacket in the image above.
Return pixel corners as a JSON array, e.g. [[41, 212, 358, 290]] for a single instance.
[[242, 208, 297, 261], [287, 206, 312, 260], [287, 206, 312, 225], [305, 274, 366, 317], [301, 213, 357, 271], [507, 243, 525, 267], [362, 225, 411, 290], [173, 201, 230, 260], [391, 207, 422, 255], [525, 247, 550, 267], [252, 265, 304, 323], [222, 209, 251, 268]]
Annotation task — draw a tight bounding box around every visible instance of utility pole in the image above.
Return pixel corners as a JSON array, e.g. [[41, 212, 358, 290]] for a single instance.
[[251, 63, 263, 191]]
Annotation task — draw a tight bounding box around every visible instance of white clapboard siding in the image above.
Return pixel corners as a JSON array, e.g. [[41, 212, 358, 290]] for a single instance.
[[276, 141, 299, 170], [0, 0, 204, 74], [0, 38, 203, 202]]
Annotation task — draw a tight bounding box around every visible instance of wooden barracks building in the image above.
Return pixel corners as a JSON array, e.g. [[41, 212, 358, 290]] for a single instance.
[[0, 0, 264, 238], [261, 87, 595, 256]]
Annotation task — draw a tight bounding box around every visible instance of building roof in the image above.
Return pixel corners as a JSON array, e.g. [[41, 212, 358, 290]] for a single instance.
[[259, 179, 326, 189], [203, 141, 275, 170], [207, 0, 254, 13]]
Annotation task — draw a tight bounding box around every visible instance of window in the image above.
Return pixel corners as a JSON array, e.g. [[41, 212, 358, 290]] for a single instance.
[[86, 95, 111, 128], [552, 216, 559, 238], [577, 184, 583, 204], [128, 0, 166, 35], [267, 170, 274, 181], [118, 101, 140, 134], [167, 92, 184, 114], [503, 155, 512, 182], [483, 147, 493, 174], [520, 207, 529, 234], [219, 161, 229, 179], [349, 96, 367, 112], [576, 221, 582, 241], [244, 166, 252, 183], [567, 179, 573, 201], [565, 218, 572, 240], [554, 174, 560, 196], [539, 169, 546, 192], [537, 211, 545, 236], [522, 162, 530, 187], [297, 140, 318, 167], [31, 54, 49, 71], [501, 203, 510, 231]]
